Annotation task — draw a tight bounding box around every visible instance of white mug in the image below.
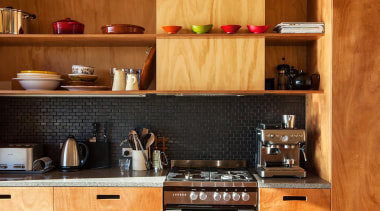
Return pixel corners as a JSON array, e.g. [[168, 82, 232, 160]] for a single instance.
[[126, 73, 139, 91]]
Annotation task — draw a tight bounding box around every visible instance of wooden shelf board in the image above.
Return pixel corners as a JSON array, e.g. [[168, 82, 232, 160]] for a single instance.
[[0, 90, 323, 97], [0, 34, 156, 47], [157, 33, 324, 42]]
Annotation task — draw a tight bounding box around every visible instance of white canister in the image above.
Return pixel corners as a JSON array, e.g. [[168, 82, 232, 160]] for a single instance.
[[132, 150, 148, 170], [112, 69, 126, 91]]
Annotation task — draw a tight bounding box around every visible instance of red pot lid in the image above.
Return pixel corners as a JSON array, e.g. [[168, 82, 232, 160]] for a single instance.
[[54, 18, 83, 25]]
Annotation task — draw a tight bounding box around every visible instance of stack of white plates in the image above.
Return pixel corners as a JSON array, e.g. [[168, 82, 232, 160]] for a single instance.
[[13, 70, 63, 90]]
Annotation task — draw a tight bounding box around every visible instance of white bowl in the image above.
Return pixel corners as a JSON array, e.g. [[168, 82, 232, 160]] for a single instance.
[[13, 78, 63, 90]]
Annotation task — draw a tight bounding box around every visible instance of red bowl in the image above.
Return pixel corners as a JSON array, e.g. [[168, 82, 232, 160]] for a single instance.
[[101, 24, 145, 34], [162, 26, 182, 34], [221, 25, 241, 34], [53, 18, 84, 34], [247, 24, 270, 33]]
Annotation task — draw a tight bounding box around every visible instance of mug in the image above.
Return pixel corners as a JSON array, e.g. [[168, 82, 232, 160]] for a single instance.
[[111, 68, 126, 91]]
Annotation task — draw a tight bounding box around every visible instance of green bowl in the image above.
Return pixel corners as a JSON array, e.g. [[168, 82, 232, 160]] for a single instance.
[[191, 24, 213, 34]]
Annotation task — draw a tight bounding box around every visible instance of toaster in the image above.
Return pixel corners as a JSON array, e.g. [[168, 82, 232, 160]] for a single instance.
[[0, 144, 43, 171]]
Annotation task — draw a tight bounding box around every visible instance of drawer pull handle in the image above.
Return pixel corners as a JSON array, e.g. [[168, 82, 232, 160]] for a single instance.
[[97, 195, 120, 200], [0, 195, 11, 199], [283, 196, 307, 201]]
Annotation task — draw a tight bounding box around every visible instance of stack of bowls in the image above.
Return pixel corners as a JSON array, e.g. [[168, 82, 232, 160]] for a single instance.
[[68, 65, 97, 86], [13, 70, 63, 90]]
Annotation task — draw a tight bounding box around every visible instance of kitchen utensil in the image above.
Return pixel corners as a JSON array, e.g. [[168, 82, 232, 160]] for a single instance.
[[191, 24, 213, 34], [111, 68, 126, 91], [9, 8, 36, 34], [221, 25, 241, 34], [162, 25, 182, 34], [53, 18, 84, 34], [0, 8, 12, 34], [140, 46, 156, 90], [68, 74, 97, 82], [152, 149, 168, 171], [131, 150, 148, 170], [145, 133, 155, 159], [125, 69, 139, 91], [247, 24, 270, 33], [60, 135, 89, 172], [286, 66, 299, 90], [292, 69, 320, 90], [103, 122, 109, 143], [141, 128, 149, 138], [277, 57, 290, 90], [282, 115, 296, 129], [13, 78, 63, 90], [72, 65, 94, 75], [60, 85, 109, 91], [101, 24, 145, 34]]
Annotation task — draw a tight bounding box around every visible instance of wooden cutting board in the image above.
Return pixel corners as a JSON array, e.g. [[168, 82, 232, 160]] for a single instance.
[[140, 46, 156, 90]]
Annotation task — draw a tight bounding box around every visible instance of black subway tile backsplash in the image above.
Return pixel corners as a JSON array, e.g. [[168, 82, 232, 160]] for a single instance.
[[0, 95, 305, 167]]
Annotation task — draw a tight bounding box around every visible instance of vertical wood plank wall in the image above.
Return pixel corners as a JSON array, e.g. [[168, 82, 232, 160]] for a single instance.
[[332, 0, 380, 210], [305, 0, 332, 182]]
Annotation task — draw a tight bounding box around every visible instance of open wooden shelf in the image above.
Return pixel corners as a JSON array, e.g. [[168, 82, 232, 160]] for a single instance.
[[0, 34, 157, 47], [0, 89, 323, 97], [157, 33, 324, 43]]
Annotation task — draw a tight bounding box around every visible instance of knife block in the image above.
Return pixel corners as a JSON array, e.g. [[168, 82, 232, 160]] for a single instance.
[[83, 142, 111, 169]]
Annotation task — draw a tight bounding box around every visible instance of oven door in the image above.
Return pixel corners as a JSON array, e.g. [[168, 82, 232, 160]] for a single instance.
[[165, 204, 256, 211]]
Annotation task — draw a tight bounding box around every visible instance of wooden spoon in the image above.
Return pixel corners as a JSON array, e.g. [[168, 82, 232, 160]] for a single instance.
[[145, 132, 155, 159]]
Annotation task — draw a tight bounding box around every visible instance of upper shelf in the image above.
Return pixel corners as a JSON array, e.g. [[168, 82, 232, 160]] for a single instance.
[[0, 33, 324, 47], [0, 34, 157, 47]]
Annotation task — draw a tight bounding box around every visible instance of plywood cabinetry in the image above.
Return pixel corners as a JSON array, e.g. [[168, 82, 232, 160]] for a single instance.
[[260, 188, 330, 211], [54, 187, 163, 211], [157, 38, 265, 91], [0, 187, 53, 211]]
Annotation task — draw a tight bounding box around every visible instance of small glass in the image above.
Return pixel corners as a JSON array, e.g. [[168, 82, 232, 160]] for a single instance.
[[119, 156, 131, 175]]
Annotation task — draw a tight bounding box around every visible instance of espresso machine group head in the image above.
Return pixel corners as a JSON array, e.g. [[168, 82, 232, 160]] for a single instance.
[[255, 123, 307, 178]]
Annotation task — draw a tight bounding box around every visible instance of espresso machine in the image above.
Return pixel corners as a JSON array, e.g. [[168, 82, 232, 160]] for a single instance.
[[255, 115, 307, 178]]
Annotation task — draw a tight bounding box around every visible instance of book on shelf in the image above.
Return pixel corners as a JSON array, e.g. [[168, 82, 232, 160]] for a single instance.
[[273, 22, 325, 33]]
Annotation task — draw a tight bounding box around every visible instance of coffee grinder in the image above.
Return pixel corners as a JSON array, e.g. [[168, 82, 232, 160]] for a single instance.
[[255, 115, 307, 178]]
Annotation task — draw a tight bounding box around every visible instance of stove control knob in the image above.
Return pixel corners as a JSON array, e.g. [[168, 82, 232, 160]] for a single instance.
[[199, 192, 207, 200], [270, 133, 275, 138], [190, 192, 198, 201], [223, 192, 231, 201], [213, 192, 221, 201], [242, 192, 250, 201], [232, 192, 240, 201]]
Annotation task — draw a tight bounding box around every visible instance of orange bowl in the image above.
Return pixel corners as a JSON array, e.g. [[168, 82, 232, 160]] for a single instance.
[[247, 24, 270, 33], [162, 26, 182, 34]]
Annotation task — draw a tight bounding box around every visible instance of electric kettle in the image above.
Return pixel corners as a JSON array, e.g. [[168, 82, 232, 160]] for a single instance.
[[60, 135, 89, 172]]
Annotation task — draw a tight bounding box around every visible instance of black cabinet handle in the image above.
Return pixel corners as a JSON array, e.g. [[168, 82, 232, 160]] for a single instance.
[[283, 196, 307, 201], [0, 195, 11, 199], [96, 195, 120, 200]]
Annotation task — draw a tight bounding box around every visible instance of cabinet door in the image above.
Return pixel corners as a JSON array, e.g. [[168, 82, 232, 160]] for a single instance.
[[54, 187, 163, 211], [0, 187, 53, 211], [157, 38, 265, 91], [260, 188, 330, 211]]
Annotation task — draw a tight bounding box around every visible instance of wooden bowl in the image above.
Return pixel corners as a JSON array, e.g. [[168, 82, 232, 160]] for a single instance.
[[101, 24, 145, 34]]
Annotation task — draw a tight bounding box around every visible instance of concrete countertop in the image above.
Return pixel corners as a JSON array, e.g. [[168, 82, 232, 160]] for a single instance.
[[253, 174, 331, 189], [0, 167, 167, 187]]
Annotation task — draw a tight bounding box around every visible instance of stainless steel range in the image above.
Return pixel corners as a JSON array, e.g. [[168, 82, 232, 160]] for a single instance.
[[164, 160, 257, 211]]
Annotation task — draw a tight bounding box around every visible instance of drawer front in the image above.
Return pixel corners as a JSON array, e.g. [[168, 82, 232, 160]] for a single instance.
[[0, 187, 53, 211], [54, 187, 163, 211], [260, 188, 330, 211]]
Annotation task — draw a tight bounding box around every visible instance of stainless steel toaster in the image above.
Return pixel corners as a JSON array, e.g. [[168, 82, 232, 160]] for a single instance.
[[0, 144, 43, 171]]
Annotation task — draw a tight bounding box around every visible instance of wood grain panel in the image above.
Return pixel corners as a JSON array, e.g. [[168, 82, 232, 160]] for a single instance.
[[157, 38, 265, 91], [54, 187, 163, 211], [0, 0, 156, 34], [157, 0, 265, 34], [332, 0, 380, 210], [260, 188, 330, 211], [266, 0, 307, 31], [0, 46, 150, 89], [0, 187, 53, 211], [305, 0, 332, 182]]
